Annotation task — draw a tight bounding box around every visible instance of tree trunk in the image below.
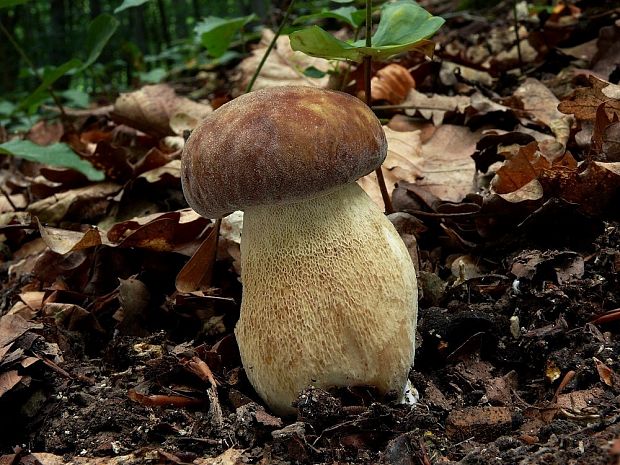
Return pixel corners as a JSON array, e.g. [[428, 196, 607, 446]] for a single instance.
[[156, 0, 171, 47], [0, 9, 20, 93], [50, 0, 68, 65], [191, 0, 201, 19], [89, 0, 101, 18]]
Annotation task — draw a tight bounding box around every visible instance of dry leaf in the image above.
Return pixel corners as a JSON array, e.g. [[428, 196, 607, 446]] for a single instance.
[[27, 182, 121, 223], [27, 120, 64, 146], [176, 221, 220, 293], [232, 29, 331, 95], [112, 84, 212, 137], [358, 127, 422, 207], [403, 89, 470, 126], [0, 314, 43, 348], [194, 448, 244, 465], [440, 61, 494, 87], [138, 159, 181, 184], [558, 75, 620, 121], [38, 220, 106, 255], [0, 370, 22, 397], [514, 78, 573, 148], [416, 125, 482, 201], [592, 20, 620, 80]]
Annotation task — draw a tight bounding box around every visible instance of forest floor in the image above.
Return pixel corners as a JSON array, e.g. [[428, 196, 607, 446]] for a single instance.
[[1, 0, 620, 464]]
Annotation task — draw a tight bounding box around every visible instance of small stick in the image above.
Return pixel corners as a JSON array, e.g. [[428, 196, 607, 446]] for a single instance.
[[513, 0, 524, 74], [0, 186, 18, 211], [245, 0, 297, 93], [363, 1, 393, 214]]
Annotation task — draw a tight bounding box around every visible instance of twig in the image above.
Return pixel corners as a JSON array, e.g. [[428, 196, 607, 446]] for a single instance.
[[339, 26, 361, 91], [363, 1, 393, 214], [513, 0, 524, 74], [0, 186, 18, 211], [0, 20, 67, 119], [245, 0, 297, 93]]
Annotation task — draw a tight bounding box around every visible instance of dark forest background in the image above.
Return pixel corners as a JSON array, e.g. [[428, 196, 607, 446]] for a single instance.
[[0, 0, 293, 98]]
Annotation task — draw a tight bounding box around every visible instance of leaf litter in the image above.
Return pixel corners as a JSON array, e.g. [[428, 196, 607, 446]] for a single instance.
[[1, 1, 620, 464]]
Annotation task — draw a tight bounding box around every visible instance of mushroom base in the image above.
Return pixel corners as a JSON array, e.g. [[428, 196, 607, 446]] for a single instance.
[[235, 182, 418, 415]]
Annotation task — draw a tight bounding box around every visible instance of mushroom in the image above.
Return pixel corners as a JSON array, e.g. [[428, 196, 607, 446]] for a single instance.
[[181, 86, 418, 415]]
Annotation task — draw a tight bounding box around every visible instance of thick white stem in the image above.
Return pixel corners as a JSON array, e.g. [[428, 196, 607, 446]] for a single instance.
[[235, 182, 418, 415]]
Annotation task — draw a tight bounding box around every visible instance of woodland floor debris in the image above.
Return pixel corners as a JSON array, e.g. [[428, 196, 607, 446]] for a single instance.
[[1, 0, 620, 464]]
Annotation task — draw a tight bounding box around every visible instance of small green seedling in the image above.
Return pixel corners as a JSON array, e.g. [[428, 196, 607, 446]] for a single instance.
[[290, 0, 444, 62]]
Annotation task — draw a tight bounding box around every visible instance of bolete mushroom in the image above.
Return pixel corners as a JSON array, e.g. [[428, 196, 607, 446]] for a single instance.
[[181, 86, 418, 415]]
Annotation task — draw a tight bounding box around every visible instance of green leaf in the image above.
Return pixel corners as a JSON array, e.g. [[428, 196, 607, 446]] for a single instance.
[[370, 1, 444, 48], [0, 101, 16, 116], [290, 0, 444, 63], [0, 0, 31, 8], [81, 14, 120, 70], [0, 140, 105, 181], [195, 14, 255, 58], [19, 58, 83, 112], [303, 66, 327, 78], [295, 6, 366, 28], [114, 0, 150, 14], [61, 89, 90, 108], [138, 67, 167, 83]]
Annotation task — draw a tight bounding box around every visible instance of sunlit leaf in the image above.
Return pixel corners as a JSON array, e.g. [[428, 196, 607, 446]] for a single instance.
[[195, 14, 255, 58], [0, 140, 105, 181], [295, 6, 366, 28], [81, 14, 120, 70], [114, 0, 150, 14], [19, 59, 82, 112], [290, 0, 444, 62]]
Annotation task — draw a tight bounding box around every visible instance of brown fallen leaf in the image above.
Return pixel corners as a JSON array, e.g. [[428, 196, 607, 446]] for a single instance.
[[27, 182, 121, 223], [558, 74, 620, 121], [358, 127, 422, 206], [137, 159, 181, 184], [593, 357, 620, 387], [402, 89, 470, 126], [513, 77, 573, 150], [111, 84, 212, 138], [194, 448, 245, 465], [0, 370, 22, 398], [26, 120, 64, 146], [592, 20, 620, 80], [415, 124, 482, 202], [176, 221, 219, 293], [38, 219, 106, 255], [0, 314, 43, 348]]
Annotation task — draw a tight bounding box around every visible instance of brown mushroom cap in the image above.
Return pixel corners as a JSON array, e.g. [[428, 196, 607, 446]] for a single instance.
[[181, 86, 387, 218]]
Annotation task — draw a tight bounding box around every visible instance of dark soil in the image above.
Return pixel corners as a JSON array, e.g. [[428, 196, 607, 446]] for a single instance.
[[1, 220, 619, 464]]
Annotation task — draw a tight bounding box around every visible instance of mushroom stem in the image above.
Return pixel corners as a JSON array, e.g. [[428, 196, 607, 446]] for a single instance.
[[235, 182, 418, 415]]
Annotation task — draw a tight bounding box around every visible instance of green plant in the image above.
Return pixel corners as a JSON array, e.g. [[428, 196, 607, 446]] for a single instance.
[[290, 0, 444, 62]]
